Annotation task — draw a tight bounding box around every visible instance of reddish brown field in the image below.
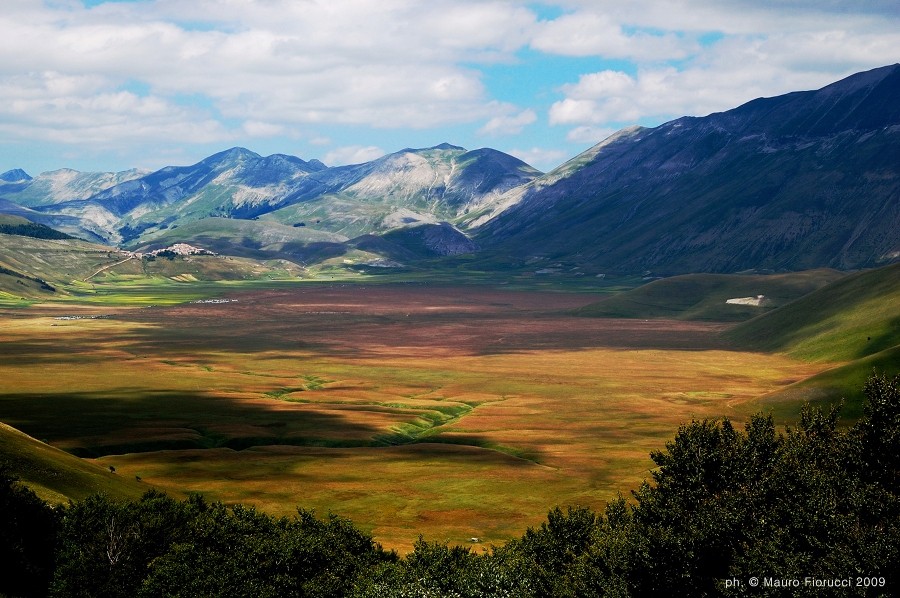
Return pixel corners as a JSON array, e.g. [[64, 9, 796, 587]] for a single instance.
[[0, 284, 828, 551]]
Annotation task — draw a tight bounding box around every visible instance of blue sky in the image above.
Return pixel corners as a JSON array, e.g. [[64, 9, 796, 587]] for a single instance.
[[1, 0, 898, 175]]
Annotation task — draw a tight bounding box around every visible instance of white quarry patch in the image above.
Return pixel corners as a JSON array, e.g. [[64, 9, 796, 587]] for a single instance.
[[45, 169, 80, 198], [726, 295, 772, 307], [128, 204, 156, 219]]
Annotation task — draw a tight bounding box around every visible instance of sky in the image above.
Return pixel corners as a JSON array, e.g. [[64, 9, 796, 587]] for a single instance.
[[1, 1, 898, 175]]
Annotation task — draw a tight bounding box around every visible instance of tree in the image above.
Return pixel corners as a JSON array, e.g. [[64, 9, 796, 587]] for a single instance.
[[0, 468, 59, 597]]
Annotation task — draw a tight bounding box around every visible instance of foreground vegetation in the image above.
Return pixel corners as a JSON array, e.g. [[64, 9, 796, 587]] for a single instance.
[[3, 373, 898, 597]]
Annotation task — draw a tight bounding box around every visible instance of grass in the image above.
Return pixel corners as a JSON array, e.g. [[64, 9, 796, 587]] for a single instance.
[[0, 282, 835, 551], [725, 263, 900, 361], [3, 264, 896, 550], [0, 422, 147, 505], [721, 263, 900, 417], [574, 269, 845, 321]]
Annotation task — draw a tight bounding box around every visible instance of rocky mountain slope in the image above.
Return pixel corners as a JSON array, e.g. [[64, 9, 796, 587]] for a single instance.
[[1, 64, 898, 274], [0, 145, 539, 253]]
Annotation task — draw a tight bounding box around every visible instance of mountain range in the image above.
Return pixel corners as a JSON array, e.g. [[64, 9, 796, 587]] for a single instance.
[[1, 64, 898, 275]]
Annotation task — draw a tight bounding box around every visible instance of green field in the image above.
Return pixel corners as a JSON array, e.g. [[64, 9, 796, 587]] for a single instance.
[[1, 263, 898, 551], [574, 269, 846, 321]]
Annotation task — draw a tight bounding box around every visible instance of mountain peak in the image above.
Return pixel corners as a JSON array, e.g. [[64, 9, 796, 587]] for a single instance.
[[397, 143, 466, 154], [1, 168, 32, 182], [203, 147, 262, 165], [818, 63, 899, 95], [431, 143, 465, 151]]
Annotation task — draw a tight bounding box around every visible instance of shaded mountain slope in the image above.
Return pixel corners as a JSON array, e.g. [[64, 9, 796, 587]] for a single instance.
[[479, 64, 900, 274]]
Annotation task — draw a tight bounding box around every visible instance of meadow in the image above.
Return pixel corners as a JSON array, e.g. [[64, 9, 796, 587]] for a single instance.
[[0, 281, 839, 551]]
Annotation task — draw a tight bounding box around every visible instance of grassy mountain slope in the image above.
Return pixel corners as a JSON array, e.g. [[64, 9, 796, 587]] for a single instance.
[[132, 217, 349, 263], [0, 422, 147, 504], [0, 214, 73, 240], [726, 263, 900, 418], [726, 263, 900, 361], [575, 269, 845, 321], [260, 193, 443, 238], [0, 234, 123, 301]]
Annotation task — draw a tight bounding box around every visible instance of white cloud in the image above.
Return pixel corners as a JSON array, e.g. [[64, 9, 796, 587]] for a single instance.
[[532, 12, 696, 61], [548, 24, 900, 135], [0, 0, 538, 152], [506, 147, 569, 172], [323, 145, 386, 166], [565, 126, 619, 144], [242, 120, 285, 137], [0, 0, 896, 172], [478, 109, 537, 136]]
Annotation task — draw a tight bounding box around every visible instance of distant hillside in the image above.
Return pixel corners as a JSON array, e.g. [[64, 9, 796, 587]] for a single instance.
[[0, 168, 31, 183], [2, 145, 538, 251], [726, 263, 900, 418], [575, 269, 845, 321], [0, 167, 146, 208], [0, 231, 304, 303], [133, 217, 350, 264], [0, 214, 72, 240], [726, 262, 900, 362], [0, 235, 118, 300], [1, 65, 897, 275], [0, 422, 146, 504], [478, 64, 900, 275]]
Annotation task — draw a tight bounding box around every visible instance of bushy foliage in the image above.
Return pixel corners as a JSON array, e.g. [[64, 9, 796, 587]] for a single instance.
[[0, 222, 72, 240], [47, 492, 392, 598], [2, 373, 898, 596], [0, 468, 59, 597]]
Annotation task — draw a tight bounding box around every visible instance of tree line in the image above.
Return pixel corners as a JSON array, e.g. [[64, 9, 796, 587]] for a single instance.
[[2, 373, 898, 597]]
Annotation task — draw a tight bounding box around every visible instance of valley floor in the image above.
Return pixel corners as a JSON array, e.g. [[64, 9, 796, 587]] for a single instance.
[[0, 284, 831, 551]]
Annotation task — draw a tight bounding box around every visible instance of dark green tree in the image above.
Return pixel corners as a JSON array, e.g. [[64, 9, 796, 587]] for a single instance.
[[0, 468, 59, 597]]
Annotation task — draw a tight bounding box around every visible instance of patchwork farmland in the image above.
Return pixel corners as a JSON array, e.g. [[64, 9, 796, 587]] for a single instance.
[[0, 283, 836, 550]]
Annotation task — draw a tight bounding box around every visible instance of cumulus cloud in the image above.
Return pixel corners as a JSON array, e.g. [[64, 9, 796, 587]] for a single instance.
[[0, 0, 896, 171], [0, 0, 537, 152], [507, 147, 569, 172], [478, 109, 537, 136], [531, 12, 696, 61], [323, 145, 386, 166], [543, 2, 900, 137]]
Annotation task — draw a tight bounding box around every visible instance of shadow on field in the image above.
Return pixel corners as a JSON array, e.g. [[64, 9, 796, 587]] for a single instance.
[[858, 315, 900, 359], [110, 298, 733, 360], [0, 339, 113, 366], [0, 388, 388, 458], [402, 438, 549, 468]]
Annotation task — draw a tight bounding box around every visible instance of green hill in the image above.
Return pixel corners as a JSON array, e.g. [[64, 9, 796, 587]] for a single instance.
[[0, 214, 73, 240], [131, 217, 349, 263], [575, 269, 844, 321], [726, 263, 900, 362], [0, 422, 147, 504], [0, 234, 118, 302], [726, 263, 900, 418]]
